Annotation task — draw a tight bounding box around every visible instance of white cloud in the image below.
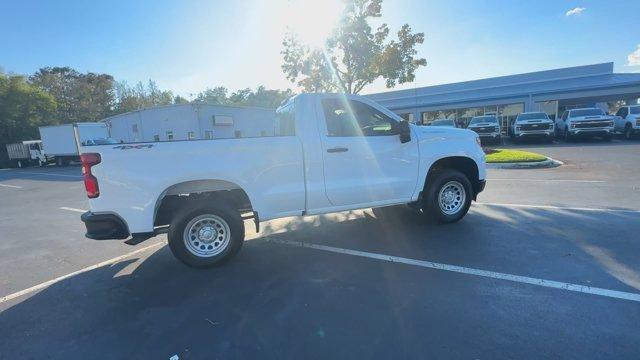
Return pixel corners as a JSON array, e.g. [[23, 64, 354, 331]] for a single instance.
[[565, 7, 586, 16], [628, 44, 640, 66]]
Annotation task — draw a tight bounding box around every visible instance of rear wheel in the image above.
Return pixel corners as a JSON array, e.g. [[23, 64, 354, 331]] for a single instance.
[[168, 204, 244, 268], [422, 169, 472, 224]]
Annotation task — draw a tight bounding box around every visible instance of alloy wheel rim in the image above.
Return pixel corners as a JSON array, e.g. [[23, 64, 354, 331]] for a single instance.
[[183, 214, 231, 257], [438, 181, 466, 215]]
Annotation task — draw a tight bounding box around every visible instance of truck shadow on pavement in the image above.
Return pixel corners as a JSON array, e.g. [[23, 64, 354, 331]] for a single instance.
[[1, 205, 639, 359]]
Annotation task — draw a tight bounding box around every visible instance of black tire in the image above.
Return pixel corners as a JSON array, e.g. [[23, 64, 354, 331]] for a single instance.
[[422, 169, 473, 224], [564, 127, 572, 142], [168, 204, 244, 268], [625, 124, 633, 140]]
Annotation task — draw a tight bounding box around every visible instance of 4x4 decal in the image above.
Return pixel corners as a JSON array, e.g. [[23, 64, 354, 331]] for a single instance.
[[112, 144, 154, 150]]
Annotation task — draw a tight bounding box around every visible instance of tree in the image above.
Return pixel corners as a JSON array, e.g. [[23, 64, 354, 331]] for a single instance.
[[30, 67, 115, 122], [193, 86, 230, 105], [113, 80, 174, 113], [0, 73, 56, 166], [281, 0, 427, 94], [173, 95, 190, 104], [237, 86, 294, 108]]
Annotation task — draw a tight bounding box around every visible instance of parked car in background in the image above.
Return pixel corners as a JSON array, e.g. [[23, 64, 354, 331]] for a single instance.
[[510, 112, 554, 143], [467, 115, 501, 144], [613, 105, 640, 140], [79, 93, 486, 268], [429, 119, 456, 127], [556, 108, 615, 141]]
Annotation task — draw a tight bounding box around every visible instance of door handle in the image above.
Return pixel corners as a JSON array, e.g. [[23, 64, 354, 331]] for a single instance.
[[327, 146, 349, 153]]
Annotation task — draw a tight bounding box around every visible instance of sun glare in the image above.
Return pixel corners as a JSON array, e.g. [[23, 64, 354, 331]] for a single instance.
[[285, 0, 343, 48]]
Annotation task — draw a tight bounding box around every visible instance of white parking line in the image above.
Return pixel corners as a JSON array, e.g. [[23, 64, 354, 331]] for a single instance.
[[488, 178, 605, 183], [60, 207, 87, 213], [9, 171, 82, 179], [0, 241, 167, 304], [476, 202, 640, 214], [267, 238, 640, 303], [0, 184, 22, 189]]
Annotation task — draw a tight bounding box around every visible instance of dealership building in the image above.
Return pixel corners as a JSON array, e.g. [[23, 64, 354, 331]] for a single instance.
[[367, 62, 640, 134]]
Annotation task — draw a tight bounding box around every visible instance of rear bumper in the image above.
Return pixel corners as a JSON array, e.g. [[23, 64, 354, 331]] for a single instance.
[[81, 211, 130, 240]]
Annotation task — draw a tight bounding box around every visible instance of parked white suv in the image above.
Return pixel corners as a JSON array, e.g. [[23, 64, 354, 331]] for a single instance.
[[556, 108, 615, 141], [613, 105, 640, 140], [467, 115, 501, 144], [510, 112, 554, 143], [79, 93, 487, 268]]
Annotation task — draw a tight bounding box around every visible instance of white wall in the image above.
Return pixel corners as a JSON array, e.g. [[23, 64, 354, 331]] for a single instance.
[[104, 104, 277, 143]]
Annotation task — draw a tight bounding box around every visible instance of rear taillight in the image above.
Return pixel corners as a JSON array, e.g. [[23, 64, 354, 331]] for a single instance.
[[81, 153, 101, 198]]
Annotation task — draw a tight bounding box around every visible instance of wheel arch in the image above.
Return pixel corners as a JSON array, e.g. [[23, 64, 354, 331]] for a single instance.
[[153, 179, 254, 227], [424, 156, 481, 199]]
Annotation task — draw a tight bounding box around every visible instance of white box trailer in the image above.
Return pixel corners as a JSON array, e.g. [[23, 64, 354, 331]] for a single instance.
[[5, 140, 45, 168], [39, 123, 110, 165]]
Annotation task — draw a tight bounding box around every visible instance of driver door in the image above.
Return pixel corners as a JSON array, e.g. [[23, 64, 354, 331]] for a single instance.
[[319, 97, 419, 207]]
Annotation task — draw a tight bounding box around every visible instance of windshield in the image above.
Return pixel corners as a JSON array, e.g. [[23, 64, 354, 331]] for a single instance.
[[630, 106, 640, 115], [517, 112, 548, 121], [469, 116, 497, 124], [571, 109, 604, 117], [431, 119, 454, 126]]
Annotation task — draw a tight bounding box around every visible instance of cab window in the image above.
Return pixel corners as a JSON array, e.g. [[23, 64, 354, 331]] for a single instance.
[[321, 98, 398, 137]]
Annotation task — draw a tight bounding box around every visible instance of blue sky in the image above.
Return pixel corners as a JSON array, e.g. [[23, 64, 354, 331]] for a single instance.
[[1, 0, 639, 97]]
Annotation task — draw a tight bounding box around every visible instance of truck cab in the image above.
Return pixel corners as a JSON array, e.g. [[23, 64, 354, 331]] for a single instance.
[[613, 105, 640, 140]]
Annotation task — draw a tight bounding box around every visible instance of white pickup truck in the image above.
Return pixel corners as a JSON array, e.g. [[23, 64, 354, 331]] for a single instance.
[[556, 108, 615, 141], [613, 105, 640, 140], [509, 112, 554, 143], [80, 94, 486, 268]]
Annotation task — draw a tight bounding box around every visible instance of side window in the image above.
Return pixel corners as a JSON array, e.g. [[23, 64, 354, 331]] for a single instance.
[[620, 107, 628, 117], [321, 99, 399, 137], [275, 102, 295, 136]]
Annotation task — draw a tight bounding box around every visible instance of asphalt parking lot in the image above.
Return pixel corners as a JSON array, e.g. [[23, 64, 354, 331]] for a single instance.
[[1, 140, 639, 359]]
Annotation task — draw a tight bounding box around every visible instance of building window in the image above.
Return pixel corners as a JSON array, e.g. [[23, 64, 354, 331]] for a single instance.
[[497, 103, 524, 135], [132, 124, 138, 133], [535, 100, 558, 121], [166, 131, 173, 140], [204, 131, 213, 139], [153, 135, 159, 142], [398, 113, 415, 123], [187, 131, 195, 140]]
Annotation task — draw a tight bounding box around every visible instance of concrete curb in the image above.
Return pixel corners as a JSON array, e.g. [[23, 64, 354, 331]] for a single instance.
[[486, 157, 563, 169]]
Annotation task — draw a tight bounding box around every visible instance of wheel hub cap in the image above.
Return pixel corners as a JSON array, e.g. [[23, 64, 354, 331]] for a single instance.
[[438, 181, 466, 215], [183, 215, 231, 257]]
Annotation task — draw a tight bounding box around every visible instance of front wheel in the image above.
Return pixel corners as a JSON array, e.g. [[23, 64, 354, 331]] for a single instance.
[[168, 204, 245, 268], [422, 169, 473, 224], [625, 124, 633, 140]]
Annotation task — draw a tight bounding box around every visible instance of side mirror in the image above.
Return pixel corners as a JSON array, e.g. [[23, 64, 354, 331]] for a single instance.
[[399, 120, 411, 143]]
